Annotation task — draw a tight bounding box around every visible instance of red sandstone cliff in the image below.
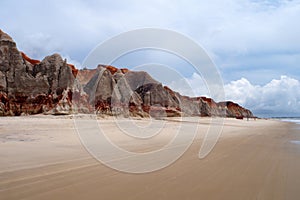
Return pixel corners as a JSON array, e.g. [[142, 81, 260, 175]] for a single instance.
[[0, 29, 89, 115], [0, 29, 254, 118]]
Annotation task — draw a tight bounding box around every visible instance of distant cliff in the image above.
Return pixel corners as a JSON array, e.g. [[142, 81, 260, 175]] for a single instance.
[[0, 29, 253, 118]]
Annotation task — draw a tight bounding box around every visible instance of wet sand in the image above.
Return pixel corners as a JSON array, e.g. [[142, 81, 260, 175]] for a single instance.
[[0, 116, 300, 200]]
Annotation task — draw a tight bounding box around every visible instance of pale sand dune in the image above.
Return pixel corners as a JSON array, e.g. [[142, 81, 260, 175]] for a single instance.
[[0, 116, 300, 200]]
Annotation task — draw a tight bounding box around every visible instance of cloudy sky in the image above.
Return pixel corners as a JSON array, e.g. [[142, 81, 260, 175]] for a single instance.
[[1, 0, 300, 117]]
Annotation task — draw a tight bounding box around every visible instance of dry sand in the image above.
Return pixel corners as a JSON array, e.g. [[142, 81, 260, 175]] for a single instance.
[[0, 116, 300, 200]]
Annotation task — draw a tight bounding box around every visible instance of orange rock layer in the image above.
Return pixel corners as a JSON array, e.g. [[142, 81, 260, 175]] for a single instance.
[[67, 63, 78, 77], [21, 52, 40, 65], [105, 65, 129, 75]]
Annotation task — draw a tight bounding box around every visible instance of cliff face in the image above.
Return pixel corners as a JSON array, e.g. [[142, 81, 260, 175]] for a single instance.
[[0, 30, 254, 118], [81, 65, 253, 118], [0, 30, 87, 115]]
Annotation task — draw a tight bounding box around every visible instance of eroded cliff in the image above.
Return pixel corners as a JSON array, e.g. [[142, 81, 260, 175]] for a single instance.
[[0, 29, 253, 118]]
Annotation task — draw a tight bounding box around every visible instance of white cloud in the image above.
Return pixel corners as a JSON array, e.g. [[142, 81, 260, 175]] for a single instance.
[[168, 72, 224, 101], [224, 77, 258, 105], [225, 76, 300, 117], [168, 73, 209, 97], [1, 0, 300, 72], [169, 74, 300, 117]]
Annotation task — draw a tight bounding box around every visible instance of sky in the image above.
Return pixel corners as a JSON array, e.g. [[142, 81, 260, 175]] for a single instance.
[[0, 0, 300, 117]]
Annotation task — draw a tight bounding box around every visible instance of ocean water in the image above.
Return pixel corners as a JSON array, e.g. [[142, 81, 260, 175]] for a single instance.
[[279, 118, 300, 125], [278, 118, 300, 146]]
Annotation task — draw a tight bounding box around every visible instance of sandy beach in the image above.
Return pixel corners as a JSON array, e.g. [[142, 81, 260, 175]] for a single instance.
[[1, 116, 300, 200]]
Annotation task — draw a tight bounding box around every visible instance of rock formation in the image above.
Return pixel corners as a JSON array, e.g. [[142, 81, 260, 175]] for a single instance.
[[81, 65, 253, 118], [0, 29, 254, 118], [0, 29, 87, 116]]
